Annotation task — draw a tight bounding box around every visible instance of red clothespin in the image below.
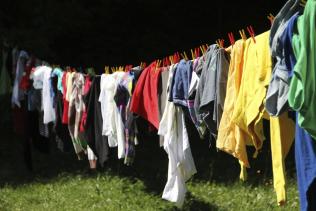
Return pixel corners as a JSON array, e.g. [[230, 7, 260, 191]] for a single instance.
[[247, 25, 256, 43], [228, 32, 235, 46], [195, 47, 200, 57]]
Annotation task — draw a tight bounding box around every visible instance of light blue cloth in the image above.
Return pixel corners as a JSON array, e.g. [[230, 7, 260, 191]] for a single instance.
[[52, 67, 64, 94]]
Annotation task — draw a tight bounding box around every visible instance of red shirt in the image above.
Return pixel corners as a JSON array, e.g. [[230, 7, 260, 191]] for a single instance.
[[130, 61, 162, 129]]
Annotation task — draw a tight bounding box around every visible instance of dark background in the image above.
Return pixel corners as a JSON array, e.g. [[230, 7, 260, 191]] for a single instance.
[[0, 0, 286, 71]]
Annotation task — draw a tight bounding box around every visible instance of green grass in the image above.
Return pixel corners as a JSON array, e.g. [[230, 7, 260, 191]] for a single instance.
[[0, 123, 299, 210]]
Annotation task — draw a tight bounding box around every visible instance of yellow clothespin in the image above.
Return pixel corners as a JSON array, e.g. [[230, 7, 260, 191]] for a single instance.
[[239, 29, 247, 40], [169, 55, 174, 64], [183, 51, 188, 60], [104, 65, 110, 74], [200, 46, 205, 54], [190, 49, 195, 60], [300, 0, 307, 7]]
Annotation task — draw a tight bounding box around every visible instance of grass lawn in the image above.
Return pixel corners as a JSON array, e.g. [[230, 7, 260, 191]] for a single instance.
[[0, 124, 299, 210]]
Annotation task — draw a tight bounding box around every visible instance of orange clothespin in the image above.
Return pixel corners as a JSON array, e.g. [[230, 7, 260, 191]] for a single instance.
[[247, 25, 256, 43], [267, 13, 275, 26], [216, 39, 225, 48]]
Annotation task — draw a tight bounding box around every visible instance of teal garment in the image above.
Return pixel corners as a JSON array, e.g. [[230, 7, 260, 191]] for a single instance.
[[289, 0, 316, 140], [0, 49, 12, 95], [52, 68, 64, 94]]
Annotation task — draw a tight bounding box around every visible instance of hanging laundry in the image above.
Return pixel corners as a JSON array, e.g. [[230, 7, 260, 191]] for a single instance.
[[158, 66, 169, 146], [217, 39, 251, 169], [231, 31, 295, 205], [123, 66, 143, 165], [114, 70, 137, 165], [62, 72, 70, 124], [84, 75, 109, 167], [187, 56, 204, 137], [130, 61, 162, 129], [295, 113, 316, 211], [68, 72, 87, 159], [280, 7, 316, 209], [99, 71, 126, 159], [194, 44, 230, 138], [158, 64, 196, 208], [51, 73, 72, 153], [288, 0, 316, 140], [265, 0, 302, 116], [12, 50, 29, 107]]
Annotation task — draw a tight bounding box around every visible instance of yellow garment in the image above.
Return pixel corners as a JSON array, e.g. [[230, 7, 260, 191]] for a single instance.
[[270, 113, 295, 205], [232, 31, 272, 152], [217, 39, 251, 169], [218, 31, 295, 205]]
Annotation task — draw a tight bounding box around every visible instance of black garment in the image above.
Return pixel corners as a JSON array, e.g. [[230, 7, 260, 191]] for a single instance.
[[84, 76, 109, 167], [51, 75, 72, 152]]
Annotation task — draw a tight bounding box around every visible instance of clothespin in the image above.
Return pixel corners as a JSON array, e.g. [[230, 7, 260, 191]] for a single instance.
[[228, 32, 235, 46], [104, 65, 110, 74], [191, 49, 195, 60], [216, 39, 225, 48], [247, 25, 256, 43], [239, 29, 247, 40], [195, 47, 200, 57], [155, 59, 161, 73], [267, 13, 275, 26], [300, 0, 307, 7]]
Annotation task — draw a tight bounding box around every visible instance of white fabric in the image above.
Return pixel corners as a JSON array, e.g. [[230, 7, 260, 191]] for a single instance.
[[99, 72, 126, 159], [87, 146, 97, 160], [188, 71, 199, 96], [41, 66, 56, 124], [30, 66, 46, 89], [11, 50, 29, 107], [158, 64, 197, 208]]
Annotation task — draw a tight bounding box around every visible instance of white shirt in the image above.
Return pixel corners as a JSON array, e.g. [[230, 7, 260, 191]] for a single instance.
[[158, 64, 197, 207], [41, 66, 56, 124], [99, 72, 126, 159]]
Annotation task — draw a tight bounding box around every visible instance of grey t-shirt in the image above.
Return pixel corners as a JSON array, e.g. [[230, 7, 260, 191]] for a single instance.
[[194, 45, 230, 138]]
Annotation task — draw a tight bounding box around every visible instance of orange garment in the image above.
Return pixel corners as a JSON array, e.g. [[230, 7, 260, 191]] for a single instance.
[[217, 39, 251, 168]]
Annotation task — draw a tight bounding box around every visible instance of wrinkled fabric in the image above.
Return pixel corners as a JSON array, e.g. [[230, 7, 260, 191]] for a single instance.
[[130, 61, 162, 129], [68, 73, 86, 158], [231, 31, 295, 205], [99, 72, 126, 159], [158, 64, 196, 208], [217, 39, 251, 168], [194, 45, 230, 137], [266, 3, 301, 116], [295, 113, 316, 211], [288, 0, 316, 140], [52, 68, 64, 94], [171, 60, 192, 107], [84, 76, 109, 166]]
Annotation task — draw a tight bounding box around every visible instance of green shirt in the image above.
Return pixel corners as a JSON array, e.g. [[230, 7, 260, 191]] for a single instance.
[[289, 0, 316, 139]]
